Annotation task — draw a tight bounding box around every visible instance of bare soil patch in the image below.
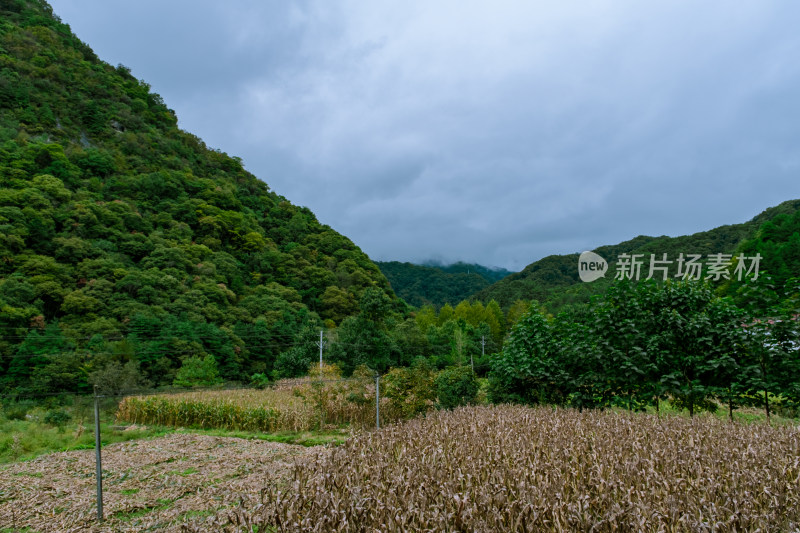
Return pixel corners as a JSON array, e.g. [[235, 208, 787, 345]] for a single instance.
[[0, 433, 320, 532]]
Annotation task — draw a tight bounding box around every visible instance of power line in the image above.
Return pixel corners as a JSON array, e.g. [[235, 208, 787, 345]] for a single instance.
[[0, 375, 378, 402], [0, 335, 490, 362]]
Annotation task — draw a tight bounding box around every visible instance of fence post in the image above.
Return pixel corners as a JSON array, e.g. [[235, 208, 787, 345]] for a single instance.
[[94, 386, 103, 523], [375, 374, 380, 430]]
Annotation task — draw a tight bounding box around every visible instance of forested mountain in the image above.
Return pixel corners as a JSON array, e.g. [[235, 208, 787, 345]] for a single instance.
[[0, 0, 395, 393], [376, 261, 513, 308], [475, 199, 800, 312], [726, 203, 800, 313], [424, 261, 512, 283]]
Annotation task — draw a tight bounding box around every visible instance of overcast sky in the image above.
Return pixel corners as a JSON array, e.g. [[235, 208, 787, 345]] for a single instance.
[[51, 1, 800, 271]]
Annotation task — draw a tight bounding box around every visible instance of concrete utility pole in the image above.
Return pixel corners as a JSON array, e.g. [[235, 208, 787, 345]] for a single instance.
[[316, 330, 326, 371], [375, 374, 380, 429], [94, 386, 103, 523]]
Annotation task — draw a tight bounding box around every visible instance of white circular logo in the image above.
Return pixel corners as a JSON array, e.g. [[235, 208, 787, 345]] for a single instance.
[[578, 251, 608, 282]]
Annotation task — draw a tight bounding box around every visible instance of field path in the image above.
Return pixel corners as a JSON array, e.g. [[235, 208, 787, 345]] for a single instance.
[[0, 433, 321, 532]]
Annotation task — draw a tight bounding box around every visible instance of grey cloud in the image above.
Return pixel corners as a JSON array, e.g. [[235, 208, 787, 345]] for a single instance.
[[51, 0, 800, 271]]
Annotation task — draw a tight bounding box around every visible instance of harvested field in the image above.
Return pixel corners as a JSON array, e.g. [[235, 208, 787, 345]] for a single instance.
[[0, 433, 318, 532], [223, 405, 800, 532], [3, 406, 799, 532]]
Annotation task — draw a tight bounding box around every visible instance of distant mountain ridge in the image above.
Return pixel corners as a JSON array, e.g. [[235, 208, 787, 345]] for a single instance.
[[419, 261, 512, 283], [376, 261, 513, 308], [474, 199, 800, 311]]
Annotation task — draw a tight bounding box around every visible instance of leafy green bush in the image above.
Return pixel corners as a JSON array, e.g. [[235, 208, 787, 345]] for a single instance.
[[273, 348, 315, 379], [667, 394, 718, 415], [250, 373, 271, 389], [43, 409, 71, 428], [383, 359, 436, 418], [435, 366, 478, 410], [173, 355, 223, 388], [2, 401, 31, 421], [4, 407, 26, 421]]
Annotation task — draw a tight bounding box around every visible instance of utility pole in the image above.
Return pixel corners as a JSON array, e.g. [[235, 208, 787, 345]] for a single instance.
[[93, 386, 103, 523], [375, 373, 380, 430], [314, 330, 327, 429], [316, 330, 326, 371]]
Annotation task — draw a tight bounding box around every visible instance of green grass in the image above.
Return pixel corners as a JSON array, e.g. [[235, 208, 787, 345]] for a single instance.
[[113, 498, 174, 522], [168, 467, 198, 476], [0, 417, 173, 464], [169, 427, 350, 447], [0, 419, 346, 464], [2, 393, 792, 469], [0, 398, 349, 466], [641, 398, 798, 425]]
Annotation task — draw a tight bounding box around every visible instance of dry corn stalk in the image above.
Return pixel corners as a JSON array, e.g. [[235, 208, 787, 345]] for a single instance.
[[227, 405, 800, 532]]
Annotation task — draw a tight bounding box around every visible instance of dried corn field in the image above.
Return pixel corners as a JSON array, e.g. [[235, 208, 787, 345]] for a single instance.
[[0, 433, 316, 532], [219, 405, 800, 532], [117, 378, 393, 433]]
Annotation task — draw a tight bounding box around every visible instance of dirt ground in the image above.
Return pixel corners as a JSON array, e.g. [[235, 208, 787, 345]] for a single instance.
[[0, 433, 320, 532]]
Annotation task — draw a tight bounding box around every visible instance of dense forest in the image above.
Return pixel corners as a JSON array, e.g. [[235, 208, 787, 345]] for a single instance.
[[373, 203, 800, 419], [1, 1, 798, 420], [0, 0, 397, 394], [376, 260, 512, 308], [484, 206, 800, 417], [490, 278, 800, 419]]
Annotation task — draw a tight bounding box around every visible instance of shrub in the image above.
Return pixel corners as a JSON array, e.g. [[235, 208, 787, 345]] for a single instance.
[[89, 360, 146, 395], [435, 366, 478, 409], [383, 359, 436, 418], [173, 354, 222, 388], [273, 347, 314, 379], [2, 400, 32, 421], [250, 373, 271, 389], [43, 409, 71, 428]]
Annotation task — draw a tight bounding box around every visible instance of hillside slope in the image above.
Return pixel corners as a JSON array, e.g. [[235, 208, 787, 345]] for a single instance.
[[475, 199, 800, 311], [0, 0, 394, 392], [376, 261, 512, 308]]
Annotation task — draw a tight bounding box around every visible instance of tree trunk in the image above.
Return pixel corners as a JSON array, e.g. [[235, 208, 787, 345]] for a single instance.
[[764, 390, 771, 425]]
